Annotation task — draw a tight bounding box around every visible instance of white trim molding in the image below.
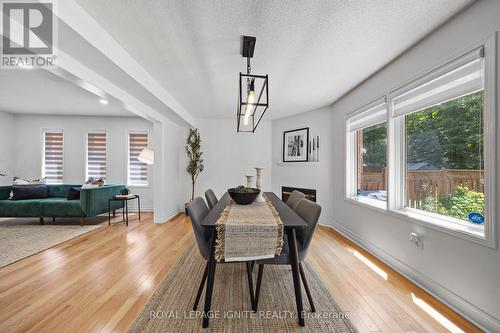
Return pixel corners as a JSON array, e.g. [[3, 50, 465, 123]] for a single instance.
[[318, 219, 500, 332]]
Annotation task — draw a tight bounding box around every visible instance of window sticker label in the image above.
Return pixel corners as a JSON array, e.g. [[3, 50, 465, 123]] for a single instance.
[[467, 212, 484, 224]]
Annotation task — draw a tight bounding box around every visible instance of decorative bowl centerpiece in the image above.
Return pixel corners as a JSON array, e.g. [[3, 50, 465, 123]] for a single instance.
[[228, 186, 261, 205]]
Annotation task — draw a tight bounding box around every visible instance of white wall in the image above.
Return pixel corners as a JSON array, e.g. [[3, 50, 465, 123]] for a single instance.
[[196, 119, 272, 200], [153, 119, 190, 223], [271, 1, 500, 330], [0, 111, 15, 186], [271, 107, 333, 222], [12, 114, 154, 210]]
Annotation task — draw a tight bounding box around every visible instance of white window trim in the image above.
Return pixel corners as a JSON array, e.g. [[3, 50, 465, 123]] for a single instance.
[[127, 129, 150, 187], [41, 128, 64, 184], [84, 129, 108, 181], [345, 34, 496, 248], [345, 96, 388, 210]]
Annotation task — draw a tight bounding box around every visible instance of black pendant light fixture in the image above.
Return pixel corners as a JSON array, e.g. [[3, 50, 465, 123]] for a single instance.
[[236, 36, 269, 133]]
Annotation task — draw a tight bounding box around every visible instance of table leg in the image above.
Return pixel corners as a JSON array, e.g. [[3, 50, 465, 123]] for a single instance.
[[138, 196, 141, 221], [122, 204, 125, 221], [287, 228, 305, 326], [108, 200, 111, 226], [202, 231, 217, 328], [125, 200, 129, 226]]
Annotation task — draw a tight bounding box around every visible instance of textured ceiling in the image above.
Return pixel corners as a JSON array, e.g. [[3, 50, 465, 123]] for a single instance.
[[0, 69, 133, 116], [74, 0, 472, 119]]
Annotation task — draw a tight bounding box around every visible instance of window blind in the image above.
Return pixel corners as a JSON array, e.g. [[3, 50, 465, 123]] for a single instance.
[[128, 132, 148, 185], [392, 47, 484, 118], [86, 132, 107, 180], [347, 102, 387, 133], [43, 131, 63, 184]]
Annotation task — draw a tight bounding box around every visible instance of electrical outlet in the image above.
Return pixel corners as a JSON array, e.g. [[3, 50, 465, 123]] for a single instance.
[[410, 232, 423, 248]]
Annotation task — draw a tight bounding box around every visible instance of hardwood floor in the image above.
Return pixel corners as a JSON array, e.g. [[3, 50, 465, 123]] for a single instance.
[[0, 213, 481, 332]]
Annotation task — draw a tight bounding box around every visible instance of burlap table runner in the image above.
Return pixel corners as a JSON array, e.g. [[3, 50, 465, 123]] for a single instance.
[[215, 194, 284, 262]]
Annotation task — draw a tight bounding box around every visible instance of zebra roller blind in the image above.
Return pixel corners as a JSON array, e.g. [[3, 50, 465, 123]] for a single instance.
[[42, 130, 63, 184], [86, 132, 107, 180], [128, 132, 149, 185]]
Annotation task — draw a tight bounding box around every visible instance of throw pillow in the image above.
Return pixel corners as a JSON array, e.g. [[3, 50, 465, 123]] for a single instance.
[[11, 185, 49, 200], [67, 187, 81, 200]]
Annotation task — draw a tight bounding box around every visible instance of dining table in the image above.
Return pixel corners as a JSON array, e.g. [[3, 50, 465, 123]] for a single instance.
[[200, 191, 308, 328]]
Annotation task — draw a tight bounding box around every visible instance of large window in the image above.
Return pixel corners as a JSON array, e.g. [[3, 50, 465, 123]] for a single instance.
[[346, 101, 387, 209], [405, 91, 484, 224], [86, 131, 107, 180], [128, 131, 149, 186], [346, 40, 495, 246], [42, 130, 63, 184]]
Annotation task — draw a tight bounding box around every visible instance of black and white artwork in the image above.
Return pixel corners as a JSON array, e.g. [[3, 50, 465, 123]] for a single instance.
[[283, 127, 309, 162]]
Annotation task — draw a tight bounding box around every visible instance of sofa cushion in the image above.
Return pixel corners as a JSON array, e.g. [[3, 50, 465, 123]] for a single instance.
[[0, 199, 43, 217], [41, 198, 85, 217], [47, 185, 81, 198], [0, 186, 11, 200], [11, 185, 48, 200]]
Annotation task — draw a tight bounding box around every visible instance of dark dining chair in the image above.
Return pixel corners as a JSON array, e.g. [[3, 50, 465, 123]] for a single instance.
[[187, 197, 255, 311], [205, 189, 218, 210], [253, 198, 322, 312], [286, 190, 305, 210]]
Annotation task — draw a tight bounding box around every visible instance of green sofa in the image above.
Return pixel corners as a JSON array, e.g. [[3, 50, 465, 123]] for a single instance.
[[0, 184, 125, 226]]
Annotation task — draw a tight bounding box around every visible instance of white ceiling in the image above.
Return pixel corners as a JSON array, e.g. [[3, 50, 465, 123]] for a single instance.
[[74, 0, 472, 120], [0, 69, 133, 116]]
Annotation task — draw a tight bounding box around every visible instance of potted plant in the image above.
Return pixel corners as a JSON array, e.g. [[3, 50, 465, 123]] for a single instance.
[[185, 128, 204, 214]]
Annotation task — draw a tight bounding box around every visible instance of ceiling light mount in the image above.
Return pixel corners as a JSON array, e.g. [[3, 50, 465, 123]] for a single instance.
[[237, 36, 269, 133]]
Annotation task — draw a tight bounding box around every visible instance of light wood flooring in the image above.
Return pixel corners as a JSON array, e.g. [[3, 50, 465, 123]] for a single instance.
[[0, 213, 481, 332]]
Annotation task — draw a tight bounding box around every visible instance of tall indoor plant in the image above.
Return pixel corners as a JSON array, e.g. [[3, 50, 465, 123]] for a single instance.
[[186, 128, 204, 203]]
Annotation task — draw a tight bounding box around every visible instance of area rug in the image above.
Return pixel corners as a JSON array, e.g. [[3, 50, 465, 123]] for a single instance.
[[129, 242, 357, 332], [0, 220, 101, 268]]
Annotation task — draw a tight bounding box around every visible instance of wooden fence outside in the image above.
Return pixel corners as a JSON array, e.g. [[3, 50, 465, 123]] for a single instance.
[[359, 168, 484, 202]]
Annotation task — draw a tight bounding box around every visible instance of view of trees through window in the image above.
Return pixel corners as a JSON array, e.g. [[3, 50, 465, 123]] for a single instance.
[[355, 91, 485, 225], [405, 91, 484, 224], [356, 122, 387, 202]]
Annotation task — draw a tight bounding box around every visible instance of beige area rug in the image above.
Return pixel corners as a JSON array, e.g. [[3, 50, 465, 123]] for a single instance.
[[129, 242, 357, 332], [0, 218, 101, 268]]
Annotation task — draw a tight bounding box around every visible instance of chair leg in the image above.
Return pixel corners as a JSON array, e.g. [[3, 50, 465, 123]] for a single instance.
[[299, 262, 316, 312], [80, 218, 84, 227], [246, 262, 255, 310], [39, 217, 44, 225], [52, 217, 55, 222], [253, 264, 264, 311], [193, 261, 209, 311]]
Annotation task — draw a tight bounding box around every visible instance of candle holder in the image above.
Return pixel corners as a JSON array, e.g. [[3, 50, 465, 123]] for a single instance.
[[254, 167, 265, 203]]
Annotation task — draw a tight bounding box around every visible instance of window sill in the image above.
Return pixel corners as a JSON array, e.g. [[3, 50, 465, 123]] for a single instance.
[[344, 196, 494, 248], [127, 184, 151, 188], [345, 196, 388, 213], [391, 208, 493, 248]]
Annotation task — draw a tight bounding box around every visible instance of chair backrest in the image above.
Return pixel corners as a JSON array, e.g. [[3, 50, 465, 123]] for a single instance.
[[205, 189, 218, 210], [294, 199, 322, 258], [186, 197, 211, 260], [286, 190, 305, 210]]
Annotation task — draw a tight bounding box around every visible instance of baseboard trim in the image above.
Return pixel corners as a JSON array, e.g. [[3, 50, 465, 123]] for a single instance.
[[155, 210, 184, 224], [319, 219, 500, 332]]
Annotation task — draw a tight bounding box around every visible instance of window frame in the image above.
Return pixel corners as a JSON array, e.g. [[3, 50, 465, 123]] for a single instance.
[[85, 129, 108, 181], [127, 129, 150, 187], [345, 96, 388, 211], [345, 35, 496, 248], [41, 128, 64, 184]]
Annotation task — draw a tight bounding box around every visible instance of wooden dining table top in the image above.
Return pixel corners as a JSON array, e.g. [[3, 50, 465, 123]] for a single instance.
[[201, 191, 307, 229]]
